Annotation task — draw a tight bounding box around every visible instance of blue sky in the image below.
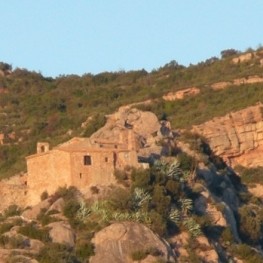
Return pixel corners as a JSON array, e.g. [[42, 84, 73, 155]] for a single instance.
[[1, 1, 263, 77]]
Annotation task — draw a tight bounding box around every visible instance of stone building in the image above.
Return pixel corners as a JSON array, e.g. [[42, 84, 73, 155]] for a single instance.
[[26, 129, 142, 205]]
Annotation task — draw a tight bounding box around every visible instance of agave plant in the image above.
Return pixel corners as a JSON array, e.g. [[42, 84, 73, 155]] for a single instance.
[[154, 160, 169, 175], [132, 188, 151, 210], [167, 159, 182, 180], [180, 198, 193, 215], [169, 207, 181, 224], [76, 201, 91, 221], [183, 218, 202, 237]]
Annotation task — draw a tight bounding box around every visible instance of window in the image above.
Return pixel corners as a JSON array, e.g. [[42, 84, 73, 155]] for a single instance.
[[84, 155, 92, 165], [40, 146, 45, 153], [105, 157, 108, 162]]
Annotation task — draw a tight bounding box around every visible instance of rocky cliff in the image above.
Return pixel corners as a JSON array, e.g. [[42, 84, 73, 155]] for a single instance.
[[192, 103, 263, 167]]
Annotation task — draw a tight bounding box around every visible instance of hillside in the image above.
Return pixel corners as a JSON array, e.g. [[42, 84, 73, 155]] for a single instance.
[[0, 48, 263, 178], [0, 48, 263, 262]]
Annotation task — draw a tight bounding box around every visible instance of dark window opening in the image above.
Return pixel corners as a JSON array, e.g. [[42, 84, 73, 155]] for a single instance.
[[114, 145, 118, 149], [79, 173, 82, 179], [40, 146, 45, 152], [84, 155, 92, 165], [105, 157, 108, 162], [24, 181, 27, 186], [24, 191, 27, 195]]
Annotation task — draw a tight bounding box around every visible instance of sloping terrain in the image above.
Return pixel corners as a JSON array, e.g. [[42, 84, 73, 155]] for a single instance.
[[0, 48, 263, 178], [0, 48, 263, 262]]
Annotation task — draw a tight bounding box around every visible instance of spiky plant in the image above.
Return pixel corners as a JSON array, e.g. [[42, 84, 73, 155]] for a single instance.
[[180, 198, 193, 215], [76, 201, 91, 221], [167, 159, 182, 180], [132, 188, 151, 210], [183, 218, 202, 237], [169, 208, 181, 224]]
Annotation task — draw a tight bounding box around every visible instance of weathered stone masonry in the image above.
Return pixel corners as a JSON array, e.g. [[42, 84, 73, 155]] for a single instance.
[[26, 129, 141, 205]]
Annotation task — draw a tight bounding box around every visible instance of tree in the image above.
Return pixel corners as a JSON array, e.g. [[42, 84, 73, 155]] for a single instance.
[[0, 62, 12, 72], [220, 49, 240, 58]]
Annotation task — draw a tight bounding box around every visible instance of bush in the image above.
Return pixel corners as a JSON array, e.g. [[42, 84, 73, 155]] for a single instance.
[[177, 152, 196, 171], [18, 223, 50, 242], [229, 244, 263, 263], [0, 223, 14, 234], [114, 169, 129, 186], [131, 168, 151, 190], [37, 208, 58, 226], [36, 243, 78, 263], [50, 186, 79, 204], [0, 235, 26, 249], [238, 205, 262, 244], [40, 191, 49, 201], [90, 186, 99, 194], [235, 166, 263, 184], [4, 205, 21, 218], [75, 241, 95, 261], [131, 249, 148, 261], [63, 199, 80, 220]]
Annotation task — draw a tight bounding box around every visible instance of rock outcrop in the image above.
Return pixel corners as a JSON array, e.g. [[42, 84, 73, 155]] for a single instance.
[[211, 75, 263, 90], [90, 222, 175, 263], [192, 104, 263, 167], [48, 221, 75, 247], [91, 106, 174, 159], [163, 87, 200, 101], [169, 232, 219, 263], [232, 52, 253, 64]]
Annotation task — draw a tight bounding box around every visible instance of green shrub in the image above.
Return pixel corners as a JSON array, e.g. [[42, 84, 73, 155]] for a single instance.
[[235, 165, 263, 184], [0, 235, 26, 249], [90, 186, 99, 194], [4, 205, 21, 218], [220, 227, 234, 244], [75, 241, 95, 261], [18, 223, 50, 242], [177, 152, 196, 171], [229, 244, 263, 263], [40, 191, 49, 201], [63, 199, 80, 220], [36, 243, 78, 263], [0, 223, 14, 234], [8, 235, 25, 249], [114, 169, 129, 186], [0, 235, 10, 247], [238, 205, 262, 244], [37, 209, 58, 226], [131, 249, 148, 261]]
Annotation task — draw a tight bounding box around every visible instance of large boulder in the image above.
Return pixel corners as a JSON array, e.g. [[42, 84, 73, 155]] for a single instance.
[[192, 104, 263, 167], [91, 106, 160, 141], [47, 221, 75, 247], [91, 106, 174, 160], [90, 222, 175, 263], [21, 199, 51, 221]]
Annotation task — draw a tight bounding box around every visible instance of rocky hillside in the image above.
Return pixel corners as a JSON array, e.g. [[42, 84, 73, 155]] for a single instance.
[[0, 47, 263, 178], [192, 103, 263, 167], [0, 48, 263, 262]]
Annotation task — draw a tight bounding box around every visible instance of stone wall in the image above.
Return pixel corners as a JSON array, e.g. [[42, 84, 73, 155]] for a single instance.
[[70, 151, 116, 189], [0, 174, 27, 211], [26, 150, 71, 205]]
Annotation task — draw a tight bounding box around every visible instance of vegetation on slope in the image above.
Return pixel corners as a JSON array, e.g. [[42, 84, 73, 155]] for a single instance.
[[0, 47, 263, 178]]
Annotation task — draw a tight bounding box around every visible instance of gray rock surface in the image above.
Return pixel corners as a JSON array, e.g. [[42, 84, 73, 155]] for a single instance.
[[90, 222, 175, 263]]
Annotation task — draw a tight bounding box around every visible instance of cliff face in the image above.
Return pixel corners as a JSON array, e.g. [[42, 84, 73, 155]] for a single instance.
[[192, 104, 263, 167]]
